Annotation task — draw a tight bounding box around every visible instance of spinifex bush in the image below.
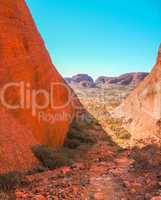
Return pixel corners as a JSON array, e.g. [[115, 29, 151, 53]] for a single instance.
[[32, 145, 70, 170], [27, 166, 48, 175], [67, 126, 96, 145], [0, 172, 23, 191], [64, 138, 81, 149]]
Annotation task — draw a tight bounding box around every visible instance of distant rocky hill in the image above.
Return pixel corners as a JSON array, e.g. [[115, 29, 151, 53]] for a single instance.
[[65, 72, 148, 88], [65, 74, 95, 88], [96, 72, 148, 87]]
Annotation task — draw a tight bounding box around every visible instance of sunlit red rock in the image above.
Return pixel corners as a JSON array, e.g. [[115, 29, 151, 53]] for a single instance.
[[0, 0, 76, 172], [0, 107, 39, 173]]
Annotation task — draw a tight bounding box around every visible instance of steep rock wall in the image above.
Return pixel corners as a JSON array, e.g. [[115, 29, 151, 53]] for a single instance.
[[114, 45, 161, 142], [0, 0, 76, 172]]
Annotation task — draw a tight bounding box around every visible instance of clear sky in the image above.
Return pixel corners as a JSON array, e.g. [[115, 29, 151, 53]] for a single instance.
[[26, 0, 161, 79]]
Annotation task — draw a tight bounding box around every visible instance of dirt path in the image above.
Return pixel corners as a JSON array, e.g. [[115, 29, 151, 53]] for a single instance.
[[15, 141, 133, 200], [12, 126, 161, 200], [83, 141, 131, 200], [87, 165, 129, 200]]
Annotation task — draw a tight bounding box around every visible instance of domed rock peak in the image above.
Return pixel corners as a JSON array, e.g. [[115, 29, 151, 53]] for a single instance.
[[0, 0, 77, 173]]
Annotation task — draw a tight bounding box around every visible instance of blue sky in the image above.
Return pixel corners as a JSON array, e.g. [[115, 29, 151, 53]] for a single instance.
[[26, 0, 161, 79]]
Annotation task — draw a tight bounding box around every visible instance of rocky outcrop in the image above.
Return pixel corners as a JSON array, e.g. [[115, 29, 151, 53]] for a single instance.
[[65, 74, 95, 88], [95, 73, 148, 87], [65, 73, 148, 88], [0, 0, 76, 173], [114, 44, 161, 143]]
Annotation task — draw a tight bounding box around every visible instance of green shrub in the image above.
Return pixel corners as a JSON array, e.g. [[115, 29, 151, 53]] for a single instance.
[[101, 135, 113, 142], [27, 166, 48, 175], [115, 130, 131, 140], [32, 145, 70, 170], [130, 145, 161, 171], [67, 128, 95, 144], [0, 172, 23, 191], [64, 138, 81, 149]]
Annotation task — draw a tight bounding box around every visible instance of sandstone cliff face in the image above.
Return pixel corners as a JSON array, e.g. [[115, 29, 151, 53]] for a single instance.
[[0, 0, 76, 172], [114, 45, 161, 142]]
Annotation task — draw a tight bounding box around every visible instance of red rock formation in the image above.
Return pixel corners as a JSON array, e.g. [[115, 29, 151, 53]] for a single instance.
[[95, 73, 148, 87], [0, 107, 39, 173], [65, 73, 148, 88], [114, 44, 161, 142], [0, 0, 76, 172], [65, 74, 95, 88]]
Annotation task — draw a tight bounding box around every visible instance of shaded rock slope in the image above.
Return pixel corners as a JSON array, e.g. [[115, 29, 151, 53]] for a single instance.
[[114, 44, 161, 143], [0, 0, 76, 173]]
